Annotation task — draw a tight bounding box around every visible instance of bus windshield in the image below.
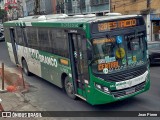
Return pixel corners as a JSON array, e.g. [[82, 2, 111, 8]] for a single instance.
[[91, 31, 146, 74]]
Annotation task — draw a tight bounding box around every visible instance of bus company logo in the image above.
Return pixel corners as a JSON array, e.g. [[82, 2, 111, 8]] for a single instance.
[[30, 49, 58, 68], [116, 81, 126, 87]]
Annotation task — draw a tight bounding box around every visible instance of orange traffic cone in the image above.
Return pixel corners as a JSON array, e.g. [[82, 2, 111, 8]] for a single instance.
[[0, 99, 4, 111]]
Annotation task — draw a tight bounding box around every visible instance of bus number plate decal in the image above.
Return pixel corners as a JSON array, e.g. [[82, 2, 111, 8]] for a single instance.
[[125, 88, 135, 95]]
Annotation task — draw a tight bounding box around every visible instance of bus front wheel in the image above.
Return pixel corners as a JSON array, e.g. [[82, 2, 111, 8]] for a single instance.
[[64, 77, 76, 100], [22, 59, 30, 76]]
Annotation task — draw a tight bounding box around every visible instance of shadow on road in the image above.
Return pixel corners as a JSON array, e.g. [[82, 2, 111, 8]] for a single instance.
[[150, 64, 160, 67], [91, 97, 144, 111], [27, 73, 146, 111]]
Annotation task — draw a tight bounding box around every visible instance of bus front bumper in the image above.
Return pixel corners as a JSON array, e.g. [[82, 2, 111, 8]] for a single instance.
[[87, 80, 150, 105]]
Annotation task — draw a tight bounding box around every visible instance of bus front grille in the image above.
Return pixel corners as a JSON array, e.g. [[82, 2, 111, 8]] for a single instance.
[[111, 82, 146, 98], [94, 65, 147, 82]]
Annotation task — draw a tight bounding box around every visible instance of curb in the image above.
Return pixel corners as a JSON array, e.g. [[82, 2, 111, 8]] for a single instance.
[[0, 89, 7, 93], [0, 67, 30, 93], [0, 98, 4, 111]]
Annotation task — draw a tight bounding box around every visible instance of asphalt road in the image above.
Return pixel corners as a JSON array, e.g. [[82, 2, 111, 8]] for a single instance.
[[0, 41, 160, 119]]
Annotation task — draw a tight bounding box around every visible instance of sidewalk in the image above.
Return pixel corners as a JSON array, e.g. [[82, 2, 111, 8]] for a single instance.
[[0, 62, 51, 120]]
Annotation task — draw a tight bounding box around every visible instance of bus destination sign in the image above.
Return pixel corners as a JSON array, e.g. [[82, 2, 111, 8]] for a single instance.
[[91, 18, 145, 33], [98, 19, 137, 32]]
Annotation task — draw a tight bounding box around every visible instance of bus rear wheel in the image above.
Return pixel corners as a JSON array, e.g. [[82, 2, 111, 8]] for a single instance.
[[64, 77, 76, 99], [22, 59, 30, 76]]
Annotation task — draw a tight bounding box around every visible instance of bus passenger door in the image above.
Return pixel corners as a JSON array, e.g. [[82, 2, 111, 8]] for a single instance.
[[9, 28, 19, 65], [69, 33, 89, 98]]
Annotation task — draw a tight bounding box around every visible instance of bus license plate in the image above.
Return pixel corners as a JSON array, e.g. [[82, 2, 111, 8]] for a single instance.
[[125, 88, 135, 95]]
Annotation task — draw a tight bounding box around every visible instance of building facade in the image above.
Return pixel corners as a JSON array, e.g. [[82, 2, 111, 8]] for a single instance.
[[4, 0, 18, 20], [64, 0, 110, 15], [53, 0, 64, 14], [0, 0, 5, 9], [25, 0, 34, 15], [21, 0, 27, 17], [111, 0, 160, 41], [26, 0, 54, 16]]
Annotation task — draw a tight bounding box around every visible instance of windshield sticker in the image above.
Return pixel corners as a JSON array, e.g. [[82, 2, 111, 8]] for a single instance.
[[122, 58, 127, 64], [105, 56, 116, 63], [116, 48, 126, 59], [98, 59, 106, 64], [128, 59, 133, 65], [133, 56, 137, 62], [136, 61, 144, 66], [93, 38, 115, 44], [98, 61, 119, 71], [103, 68, 109, 74], [128, 56, 137, 65], [127, 32, 144, 39], [116, 36, 123, 44]]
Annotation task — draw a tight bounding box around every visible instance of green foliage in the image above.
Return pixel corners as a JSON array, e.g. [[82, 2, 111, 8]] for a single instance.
[[8, 5, 12, 10], [0, 8, 7, 20]]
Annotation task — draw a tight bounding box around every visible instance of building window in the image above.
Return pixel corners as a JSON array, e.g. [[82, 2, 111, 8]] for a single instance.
[[90, 0, 109, 6]]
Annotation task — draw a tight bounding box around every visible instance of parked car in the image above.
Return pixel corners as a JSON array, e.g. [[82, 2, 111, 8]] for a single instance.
[[0, 24, 4, 32], [0, 32, 4, 42], [0, 27, 4, 32], [148, 41, 160, 64]]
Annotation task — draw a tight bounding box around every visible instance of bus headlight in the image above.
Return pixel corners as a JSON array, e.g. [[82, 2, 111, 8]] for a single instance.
[[103, 87, 110, 94], [95, 83, 110, 94]]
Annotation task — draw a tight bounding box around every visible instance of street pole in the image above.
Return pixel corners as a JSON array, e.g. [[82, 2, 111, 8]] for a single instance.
[[0, 63, 7, 93], [2, 63, 4, 90]]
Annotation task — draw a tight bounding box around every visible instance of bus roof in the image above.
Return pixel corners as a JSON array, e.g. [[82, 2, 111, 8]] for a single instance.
[[4, 14, 141, 27]]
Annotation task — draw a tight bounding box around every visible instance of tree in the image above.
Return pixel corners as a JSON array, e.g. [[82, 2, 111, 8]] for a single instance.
[[34, 0, 40, 15], [8, 5, 12, 10], [0, 8, 7, 22]]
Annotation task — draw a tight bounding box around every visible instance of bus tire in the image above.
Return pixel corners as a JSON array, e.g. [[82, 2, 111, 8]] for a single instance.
[[22, 59, 30, 76], [64, 76, 76, 100]]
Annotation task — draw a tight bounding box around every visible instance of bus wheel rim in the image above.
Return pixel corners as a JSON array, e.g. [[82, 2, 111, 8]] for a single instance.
[[66, 82, 73, 94]]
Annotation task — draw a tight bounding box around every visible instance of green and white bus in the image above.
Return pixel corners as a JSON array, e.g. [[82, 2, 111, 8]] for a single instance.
[[4, 14, 150, 105]]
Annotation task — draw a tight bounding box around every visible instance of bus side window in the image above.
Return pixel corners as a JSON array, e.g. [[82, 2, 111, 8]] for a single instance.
[[38, 28, 51, 52], [50, 29, 69, 58], [15, 27, 23, 45], [26, 27, 38, 49]]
